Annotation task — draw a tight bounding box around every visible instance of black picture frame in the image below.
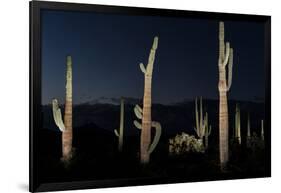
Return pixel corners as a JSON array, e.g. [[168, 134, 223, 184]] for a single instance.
[[30, 1, 271, 192]]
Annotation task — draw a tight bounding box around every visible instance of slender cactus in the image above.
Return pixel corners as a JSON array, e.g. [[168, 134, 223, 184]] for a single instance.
[[52, 55, 73, 163], [247, 113, 251, 138], [218, 21, 234, 170], [194, 97, 204, 139], [114, 98, 125, 152], [261, 119, 264, 141], [204, 113, 212, 149], [246, 113, 251, 147], [194, 97, 211, 149], [235, 104, 241, 144], [133, 36, 162, 164]]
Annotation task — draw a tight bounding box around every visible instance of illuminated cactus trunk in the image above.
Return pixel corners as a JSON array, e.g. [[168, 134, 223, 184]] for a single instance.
[[52, 56, 73, 163], [235, 104, 241, 144], [62, 56, 73, 161], [141, 37, 157, 163], [218, 22, 233, 170], [114, 98, 124, 152], [133, 37, 162, 164]]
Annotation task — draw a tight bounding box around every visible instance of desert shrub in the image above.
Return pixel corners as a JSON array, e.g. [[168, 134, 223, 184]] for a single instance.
[[169, 132, 205, 155]]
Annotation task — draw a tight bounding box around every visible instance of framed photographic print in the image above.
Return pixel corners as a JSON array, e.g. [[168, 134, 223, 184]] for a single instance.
[[30, 0, 271, 192]]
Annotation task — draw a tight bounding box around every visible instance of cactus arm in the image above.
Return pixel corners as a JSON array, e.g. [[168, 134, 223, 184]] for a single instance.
[[148, 121, 162, 154], [114, 129, 119, 137], [134, 105, 143, 119], [52, 99, 65, 132], [135, 104, 143, 113], [139, 63, 146, 74], [227, 48, 233, 91], [152, 36, 158, 50], [134, 120, 142, 129], [222, 42, 230, 67]]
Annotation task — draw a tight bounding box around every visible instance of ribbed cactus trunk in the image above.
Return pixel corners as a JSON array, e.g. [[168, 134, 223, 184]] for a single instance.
[[218, 22, 233, 170], [141, 75, 152, 163], [62, 56, 73, 161], [219, 92, 229, 169], [140, 38, 158, 164], [133, 37, 161, 164]]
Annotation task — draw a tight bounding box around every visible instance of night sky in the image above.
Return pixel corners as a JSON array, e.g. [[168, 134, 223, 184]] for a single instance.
[[41, 10, 265, 105]]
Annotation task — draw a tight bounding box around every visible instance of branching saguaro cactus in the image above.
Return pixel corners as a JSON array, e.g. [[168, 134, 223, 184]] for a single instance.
[[194, 97, 211, 149], [218, 21, 234, 170], [235, 104, 241, 144], [133, 36, 162, 164], [52, 55, 73, 163], [114, 98, 125, 152]]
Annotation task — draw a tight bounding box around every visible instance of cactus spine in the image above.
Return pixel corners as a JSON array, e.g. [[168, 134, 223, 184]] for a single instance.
[[235, 104, 241, 144], [52, 55, 73, 162], [194, 97, 211, 149], [218, 21, 234, 170], [133, 36, 162, 164], [114, 98, 124, 152], [261, 119, 264, 141]]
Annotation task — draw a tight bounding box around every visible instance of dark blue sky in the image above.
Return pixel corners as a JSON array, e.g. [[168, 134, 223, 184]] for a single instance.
[[41, 10, 265, 105]]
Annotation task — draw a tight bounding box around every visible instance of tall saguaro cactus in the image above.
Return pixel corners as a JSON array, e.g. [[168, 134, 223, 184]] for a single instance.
[[114, 98, 125, 152], [52, 55, 73, 163], [133, 36, 162, 164], [194, 97, 211, 149], [235, 104, 241, 144], [218, 22, 234, 170]]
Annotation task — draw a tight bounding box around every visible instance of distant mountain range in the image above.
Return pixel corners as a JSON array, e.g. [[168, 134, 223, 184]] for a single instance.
[[80, 96, 142, 105], [42, 97, 265, 139]]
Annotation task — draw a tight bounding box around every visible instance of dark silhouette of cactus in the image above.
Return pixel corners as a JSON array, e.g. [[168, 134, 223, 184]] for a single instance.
[[194, 97, 211, 149], [246, 113, 251, 147], [52, 55, 73, 163], [218, 21, 234, 170], [114, 98, 124, 152], [261, 119, 264, 141], [133, 36, 162, 164], [235, 104, 241, 144]]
